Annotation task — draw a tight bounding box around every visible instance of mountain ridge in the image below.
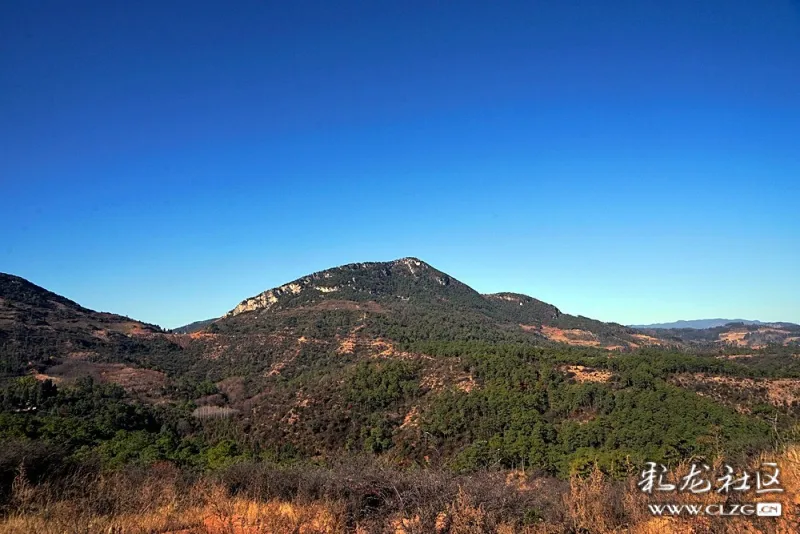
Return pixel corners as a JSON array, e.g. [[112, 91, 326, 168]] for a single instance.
[[170, 257, 800, 351], [630, 318, 794, 330], [0, 272, 174, 377], [207, 257, 657, 351]]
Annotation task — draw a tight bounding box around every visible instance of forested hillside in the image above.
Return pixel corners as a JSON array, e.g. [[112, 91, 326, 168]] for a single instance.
[[1, 260, 799, 531]]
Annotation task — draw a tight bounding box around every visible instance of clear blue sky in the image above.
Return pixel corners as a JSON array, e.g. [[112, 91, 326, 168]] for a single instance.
[[2, 1, 798, 328]]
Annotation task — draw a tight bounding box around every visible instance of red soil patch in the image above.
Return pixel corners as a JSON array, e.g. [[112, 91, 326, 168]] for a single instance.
[[399, 406, 420, 430], [45, 361, 166, 398], [336, 335, 357, 355], [335, 330, 411, 359], [421, 366, 478, 393], [189, 331, 219, 340], [540, 326, 601, 347], [33, 373, 62, 384]]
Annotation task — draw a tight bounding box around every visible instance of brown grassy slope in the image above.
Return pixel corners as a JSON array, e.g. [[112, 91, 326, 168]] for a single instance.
[[1, 446, 798, 534]]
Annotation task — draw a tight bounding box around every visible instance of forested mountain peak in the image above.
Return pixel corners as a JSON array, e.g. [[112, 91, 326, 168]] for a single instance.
[[222, 257, 480, 318], [211, 259, 659, 350]]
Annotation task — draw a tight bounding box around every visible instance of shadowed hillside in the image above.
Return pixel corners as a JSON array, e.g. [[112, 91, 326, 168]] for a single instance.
[[0, 273, 179, 378]]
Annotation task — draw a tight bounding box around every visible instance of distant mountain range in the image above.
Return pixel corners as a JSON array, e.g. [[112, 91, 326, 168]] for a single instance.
[[630, 319, 784, 330]]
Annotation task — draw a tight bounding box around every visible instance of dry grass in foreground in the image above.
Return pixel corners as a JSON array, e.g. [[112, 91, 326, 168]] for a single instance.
[[0, 447, 798, 533]]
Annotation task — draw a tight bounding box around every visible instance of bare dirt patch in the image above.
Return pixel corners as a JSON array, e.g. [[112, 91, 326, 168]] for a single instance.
[[266, 361, 289, 376], [630, 333, 664, 345], [421, 359, 479, 393], [456, 374, 477, 393], [45, 360, 166, 398], [420, 373, 446, 391], [528, 325, 639, 350], [367, 339, 407, 358], [118, 322, 153, 336], [33, 373, 62, 384], [189, 332, 219, 340], [716, 327, 796, 349], [540, 326, 601, 347], [335, 329, 411, 359], [718, 331, 749, 346], [399, 406, 420, 430], [336, 335, 357, 355], [92, 329, 110, 340], [672, 372, 800, 408], [560, 365, 612, 383]]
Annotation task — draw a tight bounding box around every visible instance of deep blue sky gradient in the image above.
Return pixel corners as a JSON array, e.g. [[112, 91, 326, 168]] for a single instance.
[[2, 1, 798, 327]]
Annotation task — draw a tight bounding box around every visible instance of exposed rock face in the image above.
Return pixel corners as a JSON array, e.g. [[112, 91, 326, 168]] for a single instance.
[[316, 286, 339, 293], [224, 282, 303, 317]]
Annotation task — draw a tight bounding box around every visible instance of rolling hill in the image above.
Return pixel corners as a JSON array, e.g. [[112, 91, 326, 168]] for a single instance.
[[640, 322, 800, 349], [0, 273, 179, 377]]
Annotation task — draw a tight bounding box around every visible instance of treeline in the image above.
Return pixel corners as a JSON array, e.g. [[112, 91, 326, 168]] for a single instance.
[[0, 377, 217, 474]]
